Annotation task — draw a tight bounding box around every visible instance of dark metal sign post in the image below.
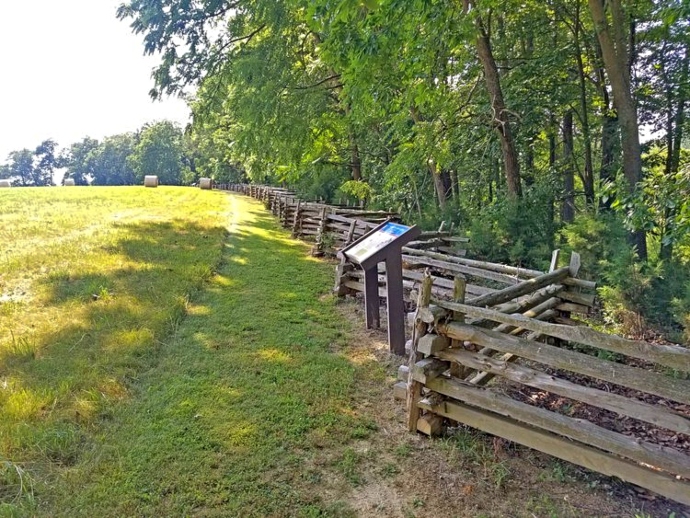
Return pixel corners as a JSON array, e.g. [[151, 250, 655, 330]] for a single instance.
[[339, 221, 420, 356]]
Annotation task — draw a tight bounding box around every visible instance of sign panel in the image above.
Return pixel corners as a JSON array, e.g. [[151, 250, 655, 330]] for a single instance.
[[344, 222, 411, 264]]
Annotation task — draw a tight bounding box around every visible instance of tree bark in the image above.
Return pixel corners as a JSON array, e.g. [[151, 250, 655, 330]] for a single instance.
[[475, 16, 522, 198], [348, 133, 362, 181], [428, 159, 448, 209], [660, 46, 688, 261], [562, 110, 576, 223], [588, 0, 647, 260], [573, 3, 595, 205], [599, 113, 620, 211]]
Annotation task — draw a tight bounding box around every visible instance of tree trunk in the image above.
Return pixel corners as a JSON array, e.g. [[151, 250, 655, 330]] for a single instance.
[[441, 170, 453, 202], [573, 3, 595, 205], [349, 133, 362, 181], [599, 113, 620, 211], [475, 16, 522, 197], [549, 114, 557, 169], [429, 159, 447, 209], [660, 46, 688, 261], [451, 169, 460, 200], [562, 110, 576, 223], [594, 38, 620, 211], [588, 0, 646, 260]]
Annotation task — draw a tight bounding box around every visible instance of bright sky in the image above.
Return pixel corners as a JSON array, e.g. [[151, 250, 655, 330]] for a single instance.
[[0, 0, 191, 162]]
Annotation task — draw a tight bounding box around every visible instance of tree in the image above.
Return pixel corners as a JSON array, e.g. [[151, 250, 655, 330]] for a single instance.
[[33, 139, 58, 186], [2, 149, 35, 186], [90, 133, 138, 185], [128, 121, 185, 185], [588, 0, 647, 260], [473, 7, 522, 197], [62, 138, 99, 185]]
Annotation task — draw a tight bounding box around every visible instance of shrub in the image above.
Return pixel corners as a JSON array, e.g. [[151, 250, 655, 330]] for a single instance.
[[464, 183, 556, 270]]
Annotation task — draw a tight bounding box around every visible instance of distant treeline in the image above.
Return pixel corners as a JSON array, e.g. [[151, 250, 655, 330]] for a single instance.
[[0, 120, 246, 187]]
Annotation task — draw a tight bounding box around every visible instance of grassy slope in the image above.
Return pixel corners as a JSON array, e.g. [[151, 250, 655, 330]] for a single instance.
[[1, 188, 371, 516], [53, 195, 372, 517], [0, 187, 229, 514]]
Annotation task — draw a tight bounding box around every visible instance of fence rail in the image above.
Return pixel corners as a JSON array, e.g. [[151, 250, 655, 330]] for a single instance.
[[403, 271, 690, 506]]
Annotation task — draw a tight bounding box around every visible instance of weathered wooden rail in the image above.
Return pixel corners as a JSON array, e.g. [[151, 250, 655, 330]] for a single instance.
[[400, 268, 690, 506]]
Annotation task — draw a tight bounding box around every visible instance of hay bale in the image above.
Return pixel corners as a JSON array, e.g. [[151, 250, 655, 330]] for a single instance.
[[199, 177, 212, 190], [0, 179, 11, 188], [64, 178, 75, 186], [144, 175, 159, 188]]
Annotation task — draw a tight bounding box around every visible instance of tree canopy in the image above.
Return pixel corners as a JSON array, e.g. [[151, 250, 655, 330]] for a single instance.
[[114, 0, 690, 336]]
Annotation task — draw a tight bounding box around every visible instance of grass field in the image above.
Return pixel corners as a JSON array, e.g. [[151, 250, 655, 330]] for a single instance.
[[1, 187, 680, 517], [0, 187, 232, 514], [0, 186, 379, 516]]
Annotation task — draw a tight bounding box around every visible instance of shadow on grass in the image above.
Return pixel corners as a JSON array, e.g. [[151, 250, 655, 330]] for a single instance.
[[2, 197, 377, 517], [0, 218, 228, 510]]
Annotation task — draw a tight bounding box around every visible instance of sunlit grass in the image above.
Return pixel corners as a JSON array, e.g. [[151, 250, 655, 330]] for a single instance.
[[1, 188, 373, 516], [0, 186, 230, 514]]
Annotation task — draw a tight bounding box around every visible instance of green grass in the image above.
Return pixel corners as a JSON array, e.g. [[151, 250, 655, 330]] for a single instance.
[[1, 187, 370, 516]]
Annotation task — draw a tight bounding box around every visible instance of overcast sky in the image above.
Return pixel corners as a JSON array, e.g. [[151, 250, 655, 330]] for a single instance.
[[0, 0, 191, 161]]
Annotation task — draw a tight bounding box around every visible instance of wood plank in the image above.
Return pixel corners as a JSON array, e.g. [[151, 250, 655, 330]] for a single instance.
[[326, 213, 358, 224], [343, 277, 491, 300], [436, 246, 468, 257], [439, 322, 690, 405], [418, 394, 690, 505], [563, 277, 597, 290], [402, 248, 543, 278], [437, 303, 690, 373], [467, 267, 571, 308], [418, 305, 449, 325], [402, 255, 520, 285], [439, 348, 690, 436], [417, 334, 451, 355], [560, 290, 596, 307], [425, 376, 690, 479], [556, 302, 591, 314], [407, 272, 433, 431], [412, 358, 450, 384], [441, 236, 470, 243], [417, 414, 443, 436]]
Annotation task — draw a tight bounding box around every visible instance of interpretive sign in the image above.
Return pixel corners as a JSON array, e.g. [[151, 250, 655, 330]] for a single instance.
[[339, 220, 420, 355], [343, 222, 411, 265]]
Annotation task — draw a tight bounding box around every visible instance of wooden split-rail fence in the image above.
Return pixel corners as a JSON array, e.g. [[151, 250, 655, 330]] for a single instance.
[[398, 255, 690, 506], [219, 183, 690, 506], [217, 183, 406, 255]]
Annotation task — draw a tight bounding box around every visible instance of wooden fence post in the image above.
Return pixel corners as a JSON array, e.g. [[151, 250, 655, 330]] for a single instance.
[[407, 271, 433, 432], [292, 200, 302, 237], [450, 276, 467, 379], [345, 219, 357, 246], [334, 262, 355, 296], [314, 207, 329, 255]]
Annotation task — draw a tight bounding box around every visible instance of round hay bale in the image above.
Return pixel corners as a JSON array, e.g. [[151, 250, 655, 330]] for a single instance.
[[64, 178, 76, 186], [0, 179, 11, 188], [144, 175, 159, 188], [199, 177, 212, 190]]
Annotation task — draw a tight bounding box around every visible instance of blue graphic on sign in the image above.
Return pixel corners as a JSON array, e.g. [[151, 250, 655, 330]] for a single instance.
[[381, 222, 409, 236]]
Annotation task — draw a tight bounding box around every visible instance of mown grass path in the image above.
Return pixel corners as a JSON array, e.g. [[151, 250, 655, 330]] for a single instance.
[[38, 193, 374, 517]]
